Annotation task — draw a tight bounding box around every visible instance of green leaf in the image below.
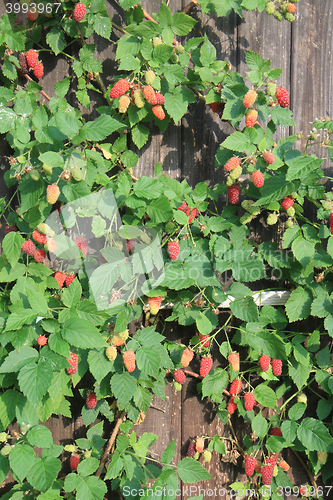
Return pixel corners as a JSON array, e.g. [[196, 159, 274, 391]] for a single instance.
[[199, 34, 216, 66], [62, 279, 82, 309], [171, 12, 196, 35], [297, 418, 333, 451], [0, 106, 16, 133], [84, 115, 125, 141], [55, 112, 80, 137], [286, 156, 323, 181], [254, 175, 300, 206], [18, 359, 53, 405], [288, 402, 306, 421], [0, 455, 9, 485], [289, 358, 310, 390], [161, 440, 176, 465], [0, 347, 38, 373], [46, 28, 66, 55], [136, 346, 161, 377], [291, 236, 315, 267], [39, 151, 64, 168], [4, 308, 37, 331], [26, 455, 61, 492], [220, 131, 250, 152], [0, 390, 23, 428], [164, 87, 196, 124], [110, 373, 137, 408], [26, 289, 48, 316], [77, 457, 99, 477], [76, 475, 107, 500], [254, 384, 277, 408], [251, 412, 268, 438], [270, 106, 296, 126], [2, 231, 24, 267], [27, 425, 53, 448], [281, 420, 298, 442], [245, 50, 266, 71], [93, 14, 112, 39], [88, 348, 113, 384], [131, 124, 149, 149], [62, 318, 107, 349], [230, 296, 258, 322], [285, 287, 312, 322], [146, 196, 173, 223], [202, 368, 228, 399], [177, 457, 212, 483], [9, 444, 36, 482], [54, 78, 71, 99], [317, 399, 332, 420]]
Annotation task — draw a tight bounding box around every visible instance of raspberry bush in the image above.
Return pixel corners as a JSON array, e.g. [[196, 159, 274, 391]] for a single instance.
[[0, 1, 333, 499]]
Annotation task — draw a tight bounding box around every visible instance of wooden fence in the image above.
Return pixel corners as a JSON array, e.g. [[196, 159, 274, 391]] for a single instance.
[[0, 0, 333, 498]]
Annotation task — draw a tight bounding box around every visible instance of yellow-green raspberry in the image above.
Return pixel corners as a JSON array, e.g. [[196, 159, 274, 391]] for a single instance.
[[42, 164, 53, 175], [274, 10, 284, 21], [133, 89, 145, 109], [266, 1, 276, 14], [169, 53, 179, 64], [266, 82, 277, 97], [175, 44, 185, 54], [0, 432, 7, 443], [29, 169, 40, 181], [240, 213, 253, 225], [317, 451, 327, 465], [71, 167, 83, 182], [105, 346, 117, 361], [226, 176, 234, 187], [152, 37, 162, 48], [118, 329, 129, 341], [194, 452, 200, 460], [286, 206, 295, 217], [248, 205, 261, 216], [267, 213, 278, 225], [285, 218, 294, 228], [297, 392, 307, 405], [174, 381, 182, 391], [64, 444, 76, 453], [280, 1, 289, 12], [83, 450, 92, 459], [37, 223, 55, 237], [203, 450, 212, 462], [285, 12, 295, 22], [273, 465, 279, 477], [230, 165, 242, 180], [241, 200, 254, 211], [1, 444, 12, 456], [165, 221, 175, 233], [118, 95, 131, 114], [145, 70, 155, 86]]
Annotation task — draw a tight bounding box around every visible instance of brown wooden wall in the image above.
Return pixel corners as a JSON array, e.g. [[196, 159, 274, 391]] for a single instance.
[[1, 1, 333, 498]]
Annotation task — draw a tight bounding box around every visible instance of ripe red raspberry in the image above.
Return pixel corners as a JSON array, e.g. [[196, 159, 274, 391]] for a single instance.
[[54, 272, 66, 289], [259, 354, 271, 372], [75, 236, 88, 256], [275, 86, 290, 108], [46, 183, 60, 205], [174, 369, 186, 385], [199, 333, 210, 348], [188, 208, 198, 223], [224, 156, 241, 172], [228, 352, 240, 371], [261, 464, 274, 485], [86, 392, 97, 409], [133, 88, 145, 108], [288, 2, 297, 13], [267, 453, 279, 467], [270, 427, 283, 437], [65, 273, 75, 287], [118, 94, 131, 113], [244, 392, 256, 411], [180, 348, 194, 368], [243, 89, 258, 108], [143, 85, 158, 105], [73, 3, 86, 22], [195, 437, 204, 453], [32, 229, 47, 244], [263, 151, 275, 164], [230, 379, 242, 396], [168, 240, 180, 260], [330, 212, 333, 224], [152, 105, 165, 120], [22, 240, 36, 256], [33, 62, 44, 79], [227, 184, 240, 205], [271, 359, 282, 376], [155, 92, 165, 105], [34, 249, 46, 263], [187, 441, 196, 457], [5, 224, 17, 234], [110, 79, 130, 99], [123, 350, 136, 372], [245, 109, 258, 128], [28, 10, 38, 21], [227, 396, 237, 415], [148, 296, 162, 315], [67, 352, 78, 375], [105, 346, 117, 361], [244, 455, 256, 476], [70, 454, 80, 470], [37, 335, 47, 346], [19, 53, 29, 74], [126, 239, 136, 254], [26, 49, 38, 69], [282, 196, 294, 209], [252, 170, 264, 188], [299, 485, 308, 496], [178, 201, 188, 212], [200, 356, 213, 378]]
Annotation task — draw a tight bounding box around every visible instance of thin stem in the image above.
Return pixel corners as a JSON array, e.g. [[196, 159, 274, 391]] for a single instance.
[[24, 74, 51, 101], [291, 448, 318, 491], [95, 410, 126, 478]]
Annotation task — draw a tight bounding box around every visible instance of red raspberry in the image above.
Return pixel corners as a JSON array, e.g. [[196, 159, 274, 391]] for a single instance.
[[118, 94, 131, 113], [282, 196, 294, 209], [155, 92, 165, 105], [26, 49, 38, 69], [126, 239, 136, 254], [5, 224, 17, 234], [261, 464, 274, 485], [252, 170, 264, 188], [270, 427, 282, 437], [168, 240, 180, 260], [330, 212, 333, 224], [70, 454, 80, 471], [259, 354, 271, 372], [34, 249, 46, 263], [37, 335, 47, 346], [110, 79, 130, 99], [28, 10, 38, 21], [46, 183, 60, 205], [243, 89, 258, 108], [244, 455, 256, 476], [224, 156, 241, 172], [152, 105, 165, 120], [188, 208, 198, 223], [67, 352, 78, 375], [75, 236, 88, 256], [73, 3, 86, 22], [143, 85, 158, 105], [174, 369, 186, 385], [34, 62, 44, 79], [178, 201, 188, 212], [187, 441, 196, 457], [278, 459, 290, 471], [180, 348, 194, 368], [148, 296, 162, 315], [275, 86, 290, 108], [263, 151, 275, 164], [299, 485, 308, 496], [227, 396, 237, 415], [228, 352, 240, 371], [267, 453, 279, 467], [65, 273, 75, 287], [86, 392, 97, 409], [245, 109, 258, 128], [288, 2, 296, 13], [200, 356, 213, 378], [19, 53, 29, 74], [199, 333, 210, 348], [123, 350, 136, 373], [44, 238, 57, 253], [22, 240, 36, 256], [195, 437, 204, 453], [32, 229, 47, 244], [244, 392, 256, 411], [271, 359, 282, 376], [227, 184, 240, 205], [111, 335, 125, 347], [230, 379, 242, 396], [54, 272, 66, 289]]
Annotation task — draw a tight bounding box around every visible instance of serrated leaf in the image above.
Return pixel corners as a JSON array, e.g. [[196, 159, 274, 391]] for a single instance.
[[110, 373, 137, 408], [76, 474, 107, 500], [62, 318, 107, 349], [254, 384, 277, 408], [202, 368, 228, 399], [26, 455, 61, 492], [285, 287, 312, 322], [46, 28, 66, 55], [131, 123, 149, 149], [9, 444, 36, 482], [297, 418, 333, 451], [88, 348, 113, 384], [27, 425, 53, 448], [288, 358, 310, 390], [177, 457, 212, 483], [291, 236, 315, 267], [0, 346, 38, 373], [286, 156, 323, 181], [2, 232, 24, 267], [220, 131, 250, 152], [146, 196, 173, 223], [136, 346, 161, 377], [18, 359, 53, 405], [0, 390, 23, 428], [161, 440, 176, 465], [252, 412, 268, 438], [93, 14, 112, 39], [61, 279, 82, 308], [171, 12, 196, 36], [164, 87, 196, 124]]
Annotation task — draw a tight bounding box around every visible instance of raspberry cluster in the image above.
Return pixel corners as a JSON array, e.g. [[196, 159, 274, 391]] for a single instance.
[[177, 201, 199, 223], [266, 1, 297, 22], [21, 49, 44, 79]]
